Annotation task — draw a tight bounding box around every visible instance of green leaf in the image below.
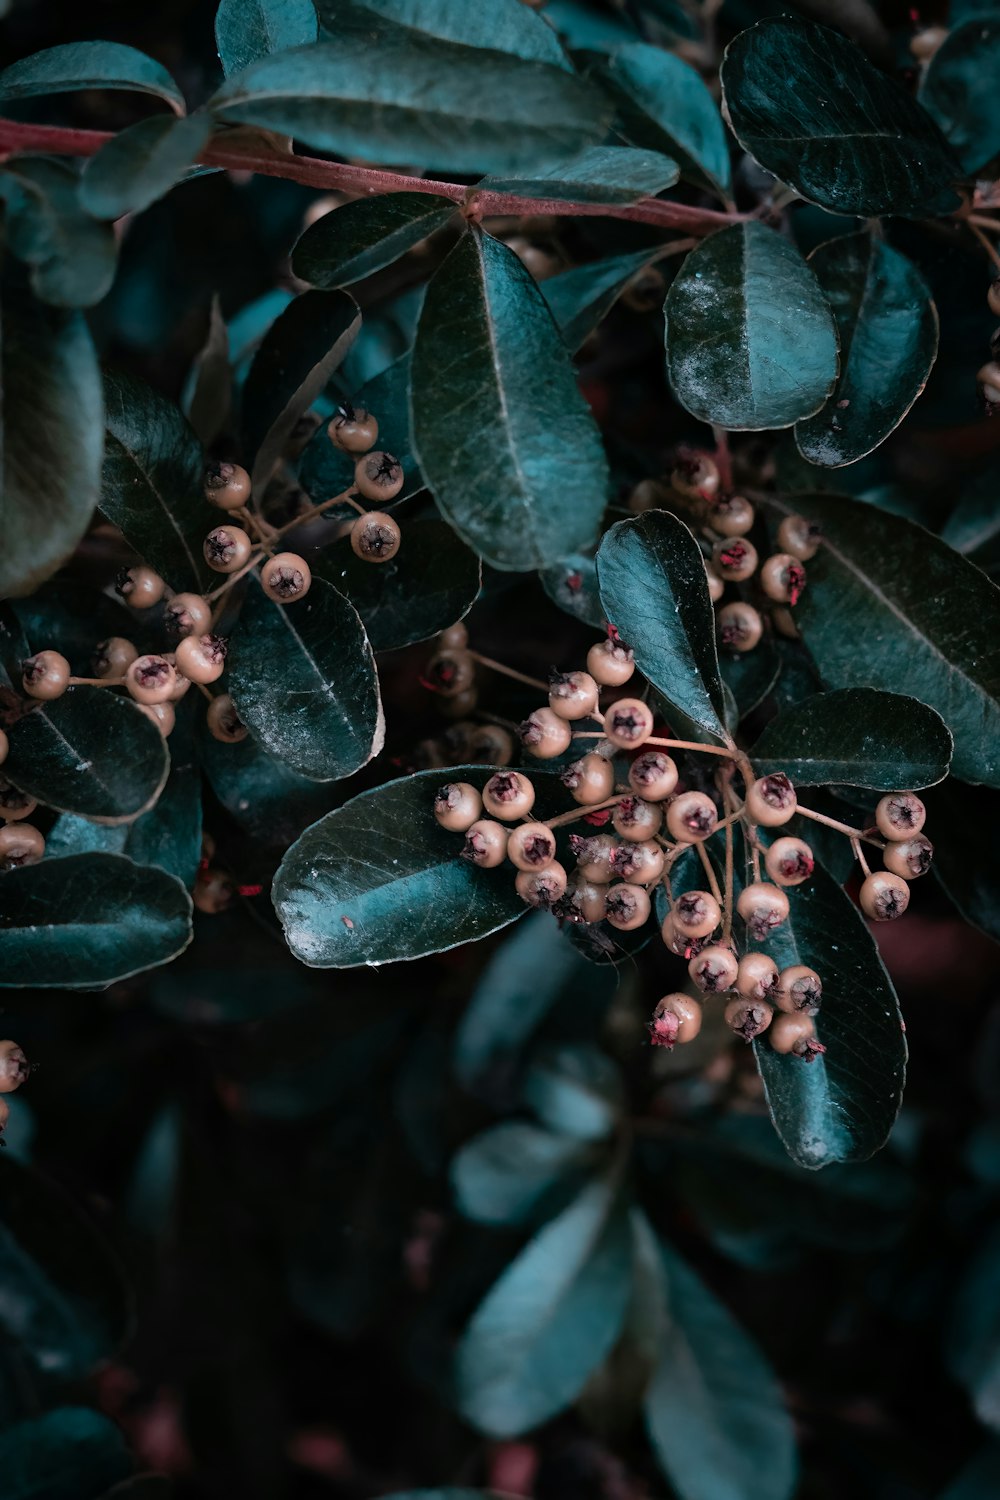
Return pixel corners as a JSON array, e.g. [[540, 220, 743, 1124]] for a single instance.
[[599, 42, 732, 196], [80, 112, 212, 219], [477, 144, 678, 205], [227, 575, 382, 780], [412, 229, 608, 570], [455, 1166, 631, 1436], [719, 635, 779, 722], [0, 40, 185, 114], [299, 351, 422, 508], [0, 159, 117, 308], [787, 494, 1000, 787], [0, 852, 192, 989], [4, 687, 170, 823], [198, 715, 343, 846], [751, 688, 952, 790], [0, 1409, 131, 1500], [920, 16, 1000, 175], [795, 234, 938, 468], [942, 463, 1000, 578], [292, 191, 455, 289], [342, 0, 571, 69], [101, 369, 214, 593], [318, 518, 481, 651], [540, 553, 605, 628], [541, 248, 658, 353], [216, 0, 319, 76], [720, 16, 959, 216], [521, 1044, 623, 1142], [452, 1122, 601, 1227], [123, 701, 201, 885], [0, 281, 103, 599], [926, 779, 1000, 946], [10, 580, 156, 674], [272, 766, 562, 967], [643, 1224, 798, 1500], [241, 288, 361, 491], [596, 511, 728, 745], [183, 294, 231, 447], [665, 222, 838, 431]]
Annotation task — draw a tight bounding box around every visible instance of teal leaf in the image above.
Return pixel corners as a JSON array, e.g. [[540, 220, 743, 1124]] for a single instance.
[[540, 552, 604, 628], [942, 462, 1000, 578], [521, 1044, 623, 1142], [787, 494, 1000, 787], [926, 779, 1000, 946], [0, 281, 103, 599], [216, 0, 319, 76], [197, 713, 343, 846], [455, 1166, 631, 1436], [664, 222, 838, 431], [299, 350, 423, 509], [123, 702, 201, 886], [340, 0, 571, 69], [0, 159, 117, 308], [599, 42, 732, 197], [0, 853, 193, 989], [542, 248, 659, 353], [80, 112, 213, 219], [720, 16, 959, 217], [595, 511, 729, 745], [452, 1122, 602, 1227], [477, 144, 679, 205], [291, 191, 455, 289], [0, 1408, 132, 1500], [242, 288, 361, 492], [719, 635, 779, 721], [795, 234, 938, 468], [100, 369, 214, 593], [411, 229, 608, 570], [10, 581, 156, 674], [920, 17, 1000, 175], [0, 40, 185, 114], [183, 294, 231, 447], [751, 688, 952, 790]]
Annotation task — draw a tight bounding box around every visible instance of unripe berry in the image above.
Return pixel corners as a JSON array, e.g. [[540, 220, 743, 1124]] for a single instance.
[[627, 478, 669, 514], [204, 461, 251, 509], [261, 552, 312, 603], [776, 964, 822, 1016], [649, 993, 702, 1049], [193, 867, 236, 914], [765, 836, 814, 886], [859, 870, 910, 921], [564, 875, 608, 924], [603, 698, 654, 750], [115, 565, 165, 608], [990, 278, 1000, 320], [482, 771, 535, 821], [0, 1040, 29, 1090], [708, 494, 755, 538], [569, 832, 616, 882], [760, 553, 806, 605], [0, 823, 44, 871], [548, 669, 599, 721], [164, 593, 212, 640], [612, 794, 662, 842], [883, 835, 933, 880], [978, 360, 1000, 405], [125, 654, 178, 705], [586, 637, 635, 687], [424, 648, 475, 698], [207, 692, 248, 743], [0, 781, 36, 822], [0, 1098, 9, 1135], [777, 514, 821, 561], [671, 453, 719, 500], [666, 791, 718, 843], [354, 451, 403, 502], [516, 861, 567, 908], [462, 819, 508, 867], [705, 561, 725, 603], [138, 701, 175, 736], [736, 951, 780, 1002], [468, 724, 513, 765], [628, 750, 678, 800], [561, 752, 614, 805], [875, 792, 926, 840], [769, 1010, 825, 1060], [93, 637, 137, 679], [438, 622, 469, 650], [746, 773, 797, 827], [204, 525, 252, 573], [507, 821, 558, 871], [712, 537, 758, 582], [690, 943, 739, 994], [162, 654, 192, 701], [328, 404, 378, 453], [22, 651, 70, 701], [605, 883, 651, 930], [518, 707, 572, 759], [175, 633, 227, 685], [0, 729, 7, 767], [440, 686, 479, 719], [717, 601, 763, 653], [672, 889, 721, 939], [771, 606, 799, 642], [661, 912, 701, 957], [351, 511, 401, 562], [909, 24, 948, 61], [725, 996, 773, 1042], [609, 839, 665, 884], [433, 781, 483, 833], [737, 881, 789, 941]]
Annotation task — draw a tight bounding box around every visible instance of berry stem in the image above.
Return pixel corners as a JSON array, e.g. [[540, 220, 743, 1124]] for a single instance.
[[721, 785, 736, 945], [68, 676, 125, 687], [968, 219, 1000, 271], [205, 554, 262, 602], [271, 484, 362, 536], [570, 731, 734, 758], [694, 838, 724, 907], [795, 801, 884, 848], [468, 652, 550, 693], [544, 794, 625, 829], [239, 505, 276, 551], [711, 426, 733, 492], [851, 836, 872, 877]]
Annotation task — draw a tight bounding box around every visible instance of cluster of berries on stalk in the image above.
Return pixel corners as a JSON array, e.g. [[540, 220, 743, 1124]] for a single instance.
[[0, 1039, 31, 1140]]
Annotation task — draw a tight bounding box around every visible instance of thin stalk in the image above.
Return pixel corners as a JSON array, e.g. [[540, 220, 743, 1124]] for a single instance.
[[68, 675, 125, 687], [569, 731, 734, 758], [205, 555, 262, 602], [271, 484, 361, 537], [796, 801, 884, 849], [469, 652, 550, 694], [695, 838, 724, 906], [722, 789, 735, 944], [544, 794, 625, 830], [968, 220, 1000, 271], [851, 837, 872, 877]]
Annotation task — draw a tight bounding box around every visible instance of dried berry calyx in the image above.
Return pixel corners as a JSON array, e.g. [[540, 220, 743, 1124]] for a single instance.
[[648, 993, 703, 1049], [747, 772, 797, 827], [351, 511, 401, 562], [724, 997, 773, 1042]]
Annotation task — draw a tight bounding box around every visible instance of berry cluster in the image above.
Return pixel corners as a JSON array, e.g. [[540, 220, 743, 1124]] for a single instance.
[[0, 1038, 31, 1140]]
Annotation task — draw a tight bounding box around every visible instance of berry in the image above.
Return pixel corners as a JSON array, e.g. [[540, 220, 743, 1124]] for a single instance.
[[605, 883, 651, 930], [115, 565, 165, 608], [875, 792, 925, 840], [564, 875, 608, 924], [548, 670, 599, 721], [207, 693, 248, 744], [717, 601, 763, 653], [671, 453, 719, 500], [0, 781, 37, 822], [628, 478, 670, 513], [771, 607, 799, 642], [164, 593, 212, 639], [724, 997, 773, 1042], [433, 782, 483, 833], [859, 870, 910, 921], [125, 654, 178, 705], [0, 823, 44, 871], [424, 648, 475, 698], [328, 405, 378, 453], [990, 278, 1000, 320], [468, 724, 513, 765], [690, 944, 739, 994], [612, 795, 662, 842], [175, 633, 227, 685], [569, 832, 616, 882], [22, 650, 71, 701], [705, 560, 725, 603], [508, 821, 558, 871], [883, 835, 933, 880], [978, 360, 1000, 405], [609, 839, 664, 885], [777, 514, 821, 561], [204, 525, 252, 573], [765, 836, 814, 886], [93, 637, 137, 678], [518, 707, 572, 759], [672, 889, 721, 939], [438, 622, 469, 650], [440, 687, 479, 719], [760, 553, 806, 605], [261, 552, 311, 603], [603, 698, 654, 749], [462, 819, 508, 867], [482, 771, 535, 821], [138, 701, 175, 736], [746, 773, 797, 827], [712, 537, 758, 582], [666, 791, 718, 843], [0, 729, 7, 767], [0, 1098, 9, 1136], [661, 913, 700, 957], [586, 638, 635, 687], [561, 753, 614, 805], [708, 494, 755, 538], [516, 862, 567, 908], [628, 751, 678, 801], [909, 24, 948, 62], [194, 867, 236, 914], [0, 1040, 29, 1090], [737, 881, 789, 941], [769, 1011, 825, 1060], [204, 461, 251, 510], [649, 994, 702, 1049], [162, 653, 192, 701], [355, 451, 403, 502], [776, 965, 822, 1016], [736, 951, 780, 1002], [351, 511, 401, 562]]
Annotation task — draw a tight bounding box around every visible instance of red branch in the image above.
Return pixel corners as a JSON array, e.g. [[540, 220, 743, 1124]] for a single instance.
[[0, 117, 741, 235]]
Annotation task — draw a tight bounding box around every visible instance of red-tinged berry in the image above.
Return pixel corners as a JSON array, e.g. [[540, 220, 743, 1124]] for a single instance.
[[586, 637, 635, 687], [468, 724, 514, 765], [628, 750, 678, 800], [164, 593, 212, 639], [875, 792, 926, 840], [93, 637, 137, 679], [724, 996, 773, 1042], [138, 701, 175, 737], [22, 651, 70, 701], [769, 1010, 826, 1060], [705, 560, 725, 603], [717, 601, 763, 653], [482, 771, 535, 821], [612, 795, 662, 843], [563, 874, 608, 924], [883, 835, 933, 880], [605, 883, 651, 930], [462, 819, 508, 867], [507, 821, 558, 871], [765, 836, 814, 886], [712, 537, 758, 582], [194, 867, 236, 914], [0, 1040, 29, 1090], [603, 699, 654, 750], [569, 832, 616, 882], [204, 525, 252, 573], [561, 753, 614, 805], [737, 881, 789, 941], [175, 633, 227, 685], [437, 622, 469, 650], [661, 912, 704, 958], [859, 870, 910, 921], [424, 648, 475, 698], [649, 993, 702, 1049], [666, 791, 718, 844], [433, 782, 482, 833], [689, 943, 739, 994], [0, 824, 44, 871], [609, 839, 664, 885], [125, 655, 178, 705], [746, 773, 797, 827], [776, 965, 822, 1015], [761, 553, 807, 605], [548, 670, 599, 721], [0, 781, 37, 823], [671, 453, 719, 501], [672, 889, 721, 939]]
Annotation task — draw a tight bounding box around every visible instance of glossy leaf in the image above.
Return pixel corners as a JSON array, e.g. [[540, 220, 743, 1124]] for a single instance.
[[343, 0, 569, 68], [80, 112, 212, 219], [751, 688, 952, 790], [599, 43, 731, 196], [795, 234, 938, 468], [10, 579, 157, 673], [478, 144, 678, 205], [4, 687, 169, 823], [101, 369, 214, 593], [0, 281, 103, 599], [455, 1167, 631, 1436], [0, 159, 118, 308], [227, 576, 382, 781], [664, 222, 838, 431], [596, 512, 728, 745], [242, 288, 361, 492], [318, 519, 481, 651], [216, 0, 319, 76], [452, 1122, 601, 1227], [198, 716, 343, 847], [920, 17, 1000, 175], [0, 1408, 132, 1500], [540, 552, 604, 628], [542, 248, 658, 354], [720, 16, 959, 216], [521, 1044, 623, 1142], [0, 40, 185, 113], [788, 494, 1000, 787], [124, 702, 201, 886], [299, 351, 422, 509], [719, 635, 779, 722], [0, 853, 192, 989], [412, 229, 608, 570], [292, 191, 455, 288]]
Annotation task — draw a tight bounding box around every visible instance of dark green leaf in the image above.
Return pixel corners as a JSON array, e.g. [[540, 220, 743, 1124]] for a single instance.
[[751, 688, 952, 790], [788, 494, 1000, 787], [0, 853, 192, 989], [795, 234, 938, 468], [542, 249, 658, 353], [343, 0, 571, 69], [411, 229, 608, 570], [599, 42, 732, 196], [720, 16, 959, 216], [0, 281, 103, 599], [183, 295, 231, 447], [299, 351, 423, 508], [544, 0, 639, 51], [0, 159, 117, 308], [198, 714, 343, 846], [719, 635, 779, 721], [926, 779, 1000, 946], [292, 191, 455, 288], [124, 701, 201, 885], [227, 575, 382, 780], [10, 580, 156, 673], [942, 463, 1000, 578], [318, 518, 481, 651], [455, 1166, 631, 1436], [0, 1408, 131, 1500], [101, 369, 214, 593], [920, 17, 1000, 175], [665, 222, 838, 430], [0, 40, 185, 113], [452, 1122, 601, 1227], [521, 1044, 623, 1141], [216, 0, 319, 76], [477, 144, 678, 205], [242, 288, 360, 491], [596, 512, 729, 745], [540, 552, 604, 628], [80, 112, 212, 219], [45, 816, 126, 861], [5, 687, 169, 822]]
